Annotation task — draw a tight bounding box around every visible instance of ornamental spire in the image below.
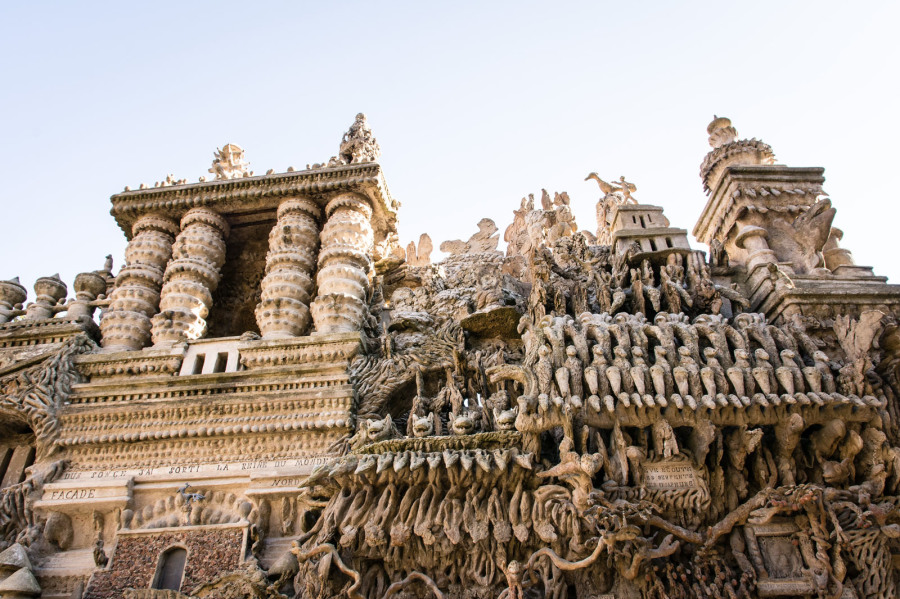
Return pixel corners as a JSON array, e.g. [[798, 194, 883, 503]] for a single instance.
[[339, 113, 381, 164]]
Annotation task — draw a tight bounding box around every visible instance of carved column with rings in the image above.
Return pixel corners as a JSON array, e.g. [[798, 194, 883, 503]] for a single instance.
[[100, 214, 179, 351], [310, 192, 374, 334], [255, 197, 321, 338], [151, 208, 229, 346]]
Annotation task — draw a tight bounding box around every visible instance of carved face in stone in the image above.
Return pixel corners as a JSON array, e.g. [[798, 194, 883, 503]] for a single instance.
[[411, 413, 434, 438], [449, 412, 478, 435], [494, 407, 518, 431], [363, 415, 396, 443]]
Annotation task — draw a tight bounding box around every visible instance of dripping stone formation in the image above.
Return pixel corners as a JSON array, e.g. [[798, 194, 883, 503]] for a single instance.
[[2, 114, 900, 599]]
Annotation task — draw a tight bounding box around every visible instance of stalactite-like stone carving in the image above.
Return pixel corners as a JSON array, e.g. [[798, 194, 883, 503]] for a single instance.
[[151, 208, 229, 346], [100, 214, 179, 351], [310, 193, 373, 334], [255, 198, 321, 338]]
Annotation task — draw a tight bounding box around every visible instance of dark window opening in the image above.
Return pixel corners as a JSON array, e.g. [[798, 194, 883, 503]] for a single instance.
[[213, 352, 229, 373], [649, 239, 658, 251], [153, 547, 187, 591]]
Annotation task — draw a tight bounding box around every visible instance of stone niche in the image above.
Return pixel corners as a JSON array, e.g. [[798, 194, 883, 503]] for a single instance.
[[0, 429, 35, 492], [205, 219, 273, 339]]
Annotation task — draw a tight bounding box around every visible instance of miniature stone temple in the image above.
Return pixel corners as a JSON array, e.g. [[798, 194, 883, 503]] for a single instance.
[[4, 114, 900, 599]]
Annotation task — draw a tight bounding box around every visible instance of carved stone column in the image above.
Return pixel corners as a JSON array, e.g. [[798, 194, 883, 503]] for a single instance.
[[255, 198, 321, 338], [310, 193, 373, 334], [100, 214, 179, 351], [151, 208, 229, 346]]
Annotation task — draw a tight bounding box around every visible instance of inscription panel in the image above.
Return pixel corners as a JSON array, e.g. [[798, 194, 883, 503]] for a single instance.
[[62, 455, 331, 482], [643, 461, 699, 490]]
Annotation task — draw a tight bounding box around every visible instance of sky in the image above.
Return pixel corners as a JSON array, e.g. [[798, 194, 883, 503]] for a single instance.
[[1, 2, 898, 300]]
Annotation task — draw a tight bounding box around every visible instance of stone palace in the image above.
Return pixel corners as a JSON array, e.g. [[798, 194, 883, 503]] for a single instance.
[[2, 114, 900, 599]]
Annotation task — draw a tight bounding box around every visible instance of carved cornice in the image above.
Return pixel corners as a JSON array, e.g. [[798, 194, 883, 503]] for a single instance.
[[238, 331, 363, 369], [74, 347, 184, 381], [109, 163, 398, 244], [693, 165, 826, 244], [57, 392, 353, 447], [0, 318, 96, 349], [67, 367, 353, 405], [752, 273, 900, 324], [60, 430, 341, 470]]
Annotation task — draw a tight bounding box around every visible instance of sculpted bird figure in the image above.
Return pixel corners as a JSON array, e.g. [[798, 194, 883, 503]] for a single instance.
[[585, 172, 614, 195]]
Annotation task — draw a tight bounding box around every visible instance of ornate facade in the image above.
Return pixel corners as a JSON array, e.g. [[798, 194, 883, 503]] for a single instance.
[[2, 114, 900, 599]]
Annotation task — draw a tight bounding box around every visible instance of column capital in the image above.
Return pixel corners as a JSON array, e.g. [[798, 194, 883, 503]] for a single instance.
[[277, 197, 322, 222], [132, 213, 180, 237], [325, 192, 372, 220], [180, 207, 230, 238]]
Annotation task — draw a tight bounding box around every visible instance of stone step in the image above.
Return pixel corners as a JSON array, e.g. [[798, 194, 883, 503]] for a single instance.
[[259, 536, 299, 570], [35, 548, 96, 576]]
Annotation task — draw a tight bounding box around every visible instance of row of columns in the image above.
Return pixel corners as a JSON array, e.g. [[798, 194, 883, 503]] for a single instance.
[[100, 192, 374, 352]]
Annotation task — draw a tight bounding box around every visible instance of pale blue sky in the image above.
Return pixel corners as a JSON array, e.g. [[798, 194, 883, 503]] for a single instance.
[[1, 2, 898, 298]]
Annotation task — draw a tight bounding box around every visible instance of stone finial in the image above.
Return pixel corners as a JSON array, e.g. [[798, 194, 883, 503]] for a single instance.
[[209, 143, 250, 180], [0, 567, 41, 597], [26, 274, 67, 320], [699, 116, 776, 194], [339, 113, 381, 164], [0, 544, 31, 575], [707, 115, 738, 148], [0, 278, 27, 323]]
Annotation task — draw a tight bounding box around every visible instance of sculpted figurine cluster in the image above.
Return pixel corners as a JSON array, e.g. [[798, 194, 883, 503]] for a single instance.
[[2, 115, 900, 599]]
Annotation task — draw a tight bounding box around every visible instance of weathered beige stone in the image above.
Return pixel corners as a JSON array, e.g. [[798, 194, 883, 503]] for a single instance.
[[3, 114, 900, 599], [100, 214, 179, 351], [255, 198, 321, 338], [151, 208, 229, 346]]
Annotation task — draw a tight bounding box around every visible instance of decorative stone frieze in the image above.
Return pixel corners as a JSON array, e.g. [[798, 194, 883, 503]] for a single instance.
[[255, 198, 321, 338], [151, 208, 229, 346], [100, 214, 179, 352], [310, 193, 374, 334]]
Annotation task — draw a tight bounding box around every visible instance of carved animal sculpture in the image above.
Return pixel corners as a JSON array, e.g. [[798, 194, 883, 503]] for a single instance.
[[410, 413, 436, 438], [493, 406, 518, 431], [350, 415, 400, 449], [766, 198, 836, 273], [448, 411, 480, 435]]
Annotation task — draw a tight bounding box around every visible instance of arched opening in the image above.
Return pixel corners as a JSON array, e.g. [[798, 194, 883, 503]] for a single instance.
[[152, 546, 188, 591], [0, 416, 36, 491]]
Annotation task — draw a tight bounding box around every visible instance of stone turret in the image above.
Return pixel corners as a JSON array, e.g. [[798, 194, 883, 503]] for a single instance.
[[695, 115, 896, 322]]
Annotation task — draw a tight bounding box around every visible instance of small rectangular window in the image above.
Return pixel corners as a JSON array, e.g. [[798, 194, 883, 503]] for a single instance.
[[213, 352, 229, 373]]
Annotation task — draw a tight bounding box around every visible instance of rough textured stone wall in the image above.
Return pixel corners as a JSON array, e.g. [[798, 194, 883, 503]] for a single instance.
[[84, 528, 244, 599]]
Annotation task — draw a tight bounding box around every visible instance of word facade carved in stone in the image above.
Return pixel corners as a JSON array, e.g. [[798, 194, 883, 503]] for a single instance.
[[2, 115, 900, 599]]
